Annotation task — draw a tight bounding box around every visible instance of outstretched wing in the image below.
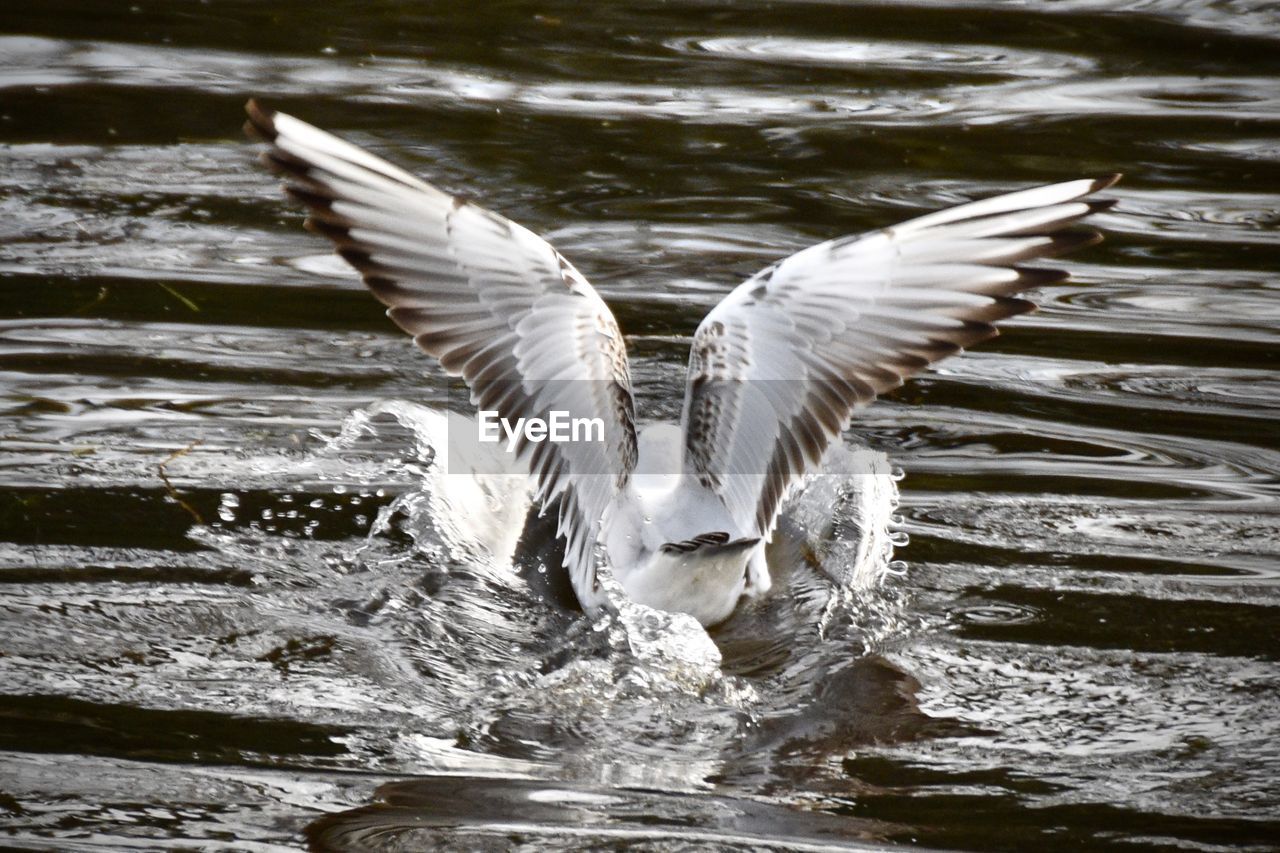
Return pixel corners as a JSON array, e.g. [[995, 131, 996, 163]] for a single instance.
[[682, 175, 1120, 537], [245, 100, 637, 611]]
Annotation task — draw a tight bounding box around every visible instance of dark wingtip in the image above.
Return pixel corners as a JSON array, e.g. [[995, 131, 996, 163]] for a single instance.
[[337, 246, 374, 271], [303, 216, 349, 243], [660, 532, 761, 556], [1015, 266, 1072, 288], [999, 295, 1039, 316], [1083, 229, 1105, 248], [1053, 228, 1104, 255], [1092, 173, 1123, 192], [284, 185, 339, 214], [243, 98, 278, 142]]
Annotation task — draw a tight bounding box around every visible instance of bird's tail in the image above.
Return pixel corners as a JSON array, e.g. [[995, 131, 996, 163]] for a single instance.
[[660, 531, 761, 556]]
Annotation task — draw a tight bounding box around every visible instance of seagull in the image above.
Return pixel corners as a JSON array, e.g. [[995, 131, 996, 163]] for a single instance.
[[244, 100, 1118, 627]]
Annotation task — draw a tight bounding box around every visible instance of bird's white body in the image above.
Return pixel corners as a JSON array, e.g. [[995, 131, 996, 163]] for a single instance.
[[246, 99, 1117, 626], [603, 424, 770, 626]]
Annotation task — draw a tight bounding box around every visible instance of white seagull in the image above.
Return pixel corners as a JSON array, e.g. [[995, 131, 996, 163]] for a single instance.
[[245, 100, 1118, 627]]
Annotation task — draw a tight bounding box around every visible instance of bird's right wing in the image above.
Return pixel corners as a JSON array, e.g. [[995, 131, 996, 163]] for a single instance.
[[682, 175, 1120, 538], [245, 100, 637, 612]]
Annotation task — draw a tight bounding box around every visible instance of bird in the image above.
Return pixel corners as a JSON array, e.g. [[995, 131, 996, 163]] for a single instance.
[[244, 99, 1118, 627]]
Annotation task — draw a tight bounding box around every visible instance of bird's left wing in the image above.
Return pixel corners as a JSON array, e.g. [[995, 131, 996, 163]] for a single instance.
[[245, 100, 637, 611], [682, 176, 1120, 539]]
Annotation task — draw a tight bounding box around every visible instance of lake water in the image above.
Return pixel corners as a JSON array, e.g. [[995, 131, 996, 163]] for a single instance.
[[1, 1, 1278, 850]]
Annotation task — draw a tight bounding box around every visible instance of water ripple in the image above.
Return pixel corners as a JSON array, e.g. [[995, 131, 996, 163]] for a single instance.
[[670, 35, 1096, 78]]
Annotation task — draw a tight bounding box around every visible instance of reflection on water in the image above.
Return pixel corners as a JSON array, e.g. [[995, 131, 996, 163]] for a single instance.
[[1, 0, 1278, 850], [308, 770, 897, 851]]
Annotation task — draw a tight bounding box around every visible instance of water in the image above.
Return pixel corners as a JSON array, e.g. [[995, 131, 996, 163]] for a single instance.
[[2, 1, 1278, 849]]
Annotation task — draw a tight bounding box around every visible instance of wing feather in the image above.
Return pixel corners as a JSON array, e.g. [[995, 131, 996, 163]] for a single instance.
[[246, 100, 637, 611], [682, 175, 1119, 536]]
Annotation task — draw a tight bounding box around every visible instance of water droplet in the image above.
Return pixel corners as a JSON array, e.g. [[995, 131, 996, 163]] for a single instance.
[[216, 492, 239, 523]]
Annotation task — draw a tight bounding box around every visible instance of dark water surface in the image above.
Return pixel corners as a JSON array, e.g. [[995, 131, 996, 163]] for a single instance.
[[2, 1, 1278, 850]]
